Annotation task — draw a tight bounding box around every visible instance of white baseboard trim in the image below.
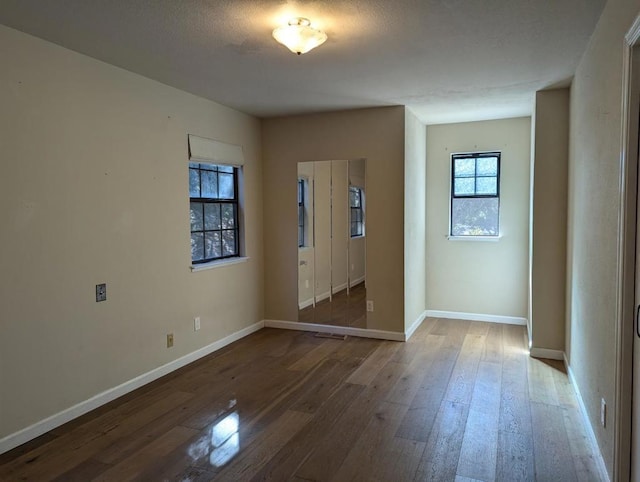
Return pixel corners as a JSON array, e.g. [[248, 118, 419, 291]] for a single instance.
[[0, 320, 265, 455], [263, 319, 405, 342], [332, 282, 348, 295], [564, 354, 611, 482], [405, 310, 428, 341], [315, 290, 331, 303], [349, 275, 366, 288], [529, 347, 565, 361], [298, 298, 314, 310], [425, 310, 527, 326]]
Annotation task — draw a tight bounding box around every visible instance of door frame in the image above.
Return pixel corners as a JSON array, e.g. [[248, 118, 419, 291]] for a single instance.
[[615, 14, 640, 481]]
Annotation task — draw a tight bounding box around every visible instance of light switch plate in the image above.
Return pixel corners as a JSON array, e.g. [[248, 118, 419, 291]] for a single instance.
[[96, 283, 106, 302]]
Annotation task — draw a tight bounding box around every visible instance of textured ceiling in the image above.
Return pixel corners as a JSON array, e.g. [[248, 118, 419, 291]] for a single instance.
[[0, 0, 606, 124]]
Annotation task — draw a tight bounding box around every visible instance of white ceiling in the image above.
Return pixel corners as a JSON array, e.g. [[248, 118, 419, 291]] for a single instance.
[[0, 0, 606, 124]]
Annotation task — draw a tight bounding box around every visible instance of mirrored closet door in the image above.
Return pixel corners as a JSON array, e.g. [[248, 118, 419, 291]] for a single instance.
[[297, 159, 366, 328]]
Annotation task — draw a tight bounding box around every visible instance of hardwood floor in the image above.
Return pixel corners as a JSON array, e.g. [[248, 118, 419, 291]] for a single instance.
[[0, 318, 605, 481]]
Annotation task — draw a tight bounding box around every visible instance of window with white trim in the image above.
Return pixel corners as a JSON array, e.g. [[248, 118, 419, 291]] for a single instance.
[[298, 179, 305, 247], [350, 185, 364, 237], [450, 152, 500, 237], [189, 162, 239, 263]]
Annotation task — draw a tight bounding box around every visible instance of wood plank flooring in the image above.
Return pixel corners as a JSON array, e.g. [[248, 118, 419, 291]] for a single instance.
[[0, 318, 605, 481]]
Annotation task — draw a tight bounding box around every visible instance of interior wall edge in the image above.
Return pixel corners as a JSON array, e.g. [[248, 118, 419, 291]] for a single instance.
[[0, 320, 265, 456], [405, 310, 428, 341]]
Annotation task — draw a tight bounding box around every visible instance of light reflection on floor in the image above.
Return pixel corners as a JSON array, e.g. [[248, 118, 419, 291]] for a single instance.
[[187, 400, 240, 469], [209, 412, 240, 467], [210, 431, 239, 467]]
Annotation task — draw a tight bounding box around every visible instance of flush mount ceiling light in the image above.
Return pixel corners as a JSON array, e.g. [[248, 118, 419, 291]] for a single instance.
[[272, 17, 327, 55]]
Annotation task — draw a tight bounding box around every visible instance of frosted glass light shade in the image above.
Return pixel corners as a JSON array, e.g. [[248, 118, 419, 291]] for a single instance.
[[272, 18, 327, 55]]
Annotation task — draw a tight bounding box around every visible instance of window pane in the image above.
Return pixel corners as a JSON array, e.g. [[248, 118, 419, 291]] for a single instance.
[[298, 181, 303, 204], [205, 231, 222, 259], [454, 178, 475, 196], [351, 220, 362, 237], [204, 203, 221, 230], [189, 168, 200, 197], [189, 162, 200, 169], [219, 173, 234, 199], [476, 157, 498, 176], [190, 202, 204, 231], [191, 232, 204, 261], [454, 158, 475, 177], [218, 165, 234, 173], [298, 205, 304, 227], [350, 188, 361, 208], [221, 204, 235, 229], [476, 177, 498, 195], [350, 208, 361, 223], [222, 230, 237, 256], [202, 170, 218, 198], [451, 197, 499, 236]]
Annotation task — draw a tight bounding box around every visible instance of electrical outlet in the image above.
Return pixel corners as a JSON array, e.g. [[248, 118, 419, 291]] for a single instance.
[[194, 317, 201, 331], [305, 279, 309, 288], [167, 333, 174, 348], [96, 283, 107, 302], [601, 398, 606, 427], [366, 300, 374, 312]]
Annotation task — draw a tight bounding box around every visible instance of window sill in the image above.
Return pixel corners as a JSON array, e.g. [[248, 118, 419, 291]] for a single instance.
[[191, 256, 249, 272], [447, 235, 501, 242], [350, 235, 365, 240]]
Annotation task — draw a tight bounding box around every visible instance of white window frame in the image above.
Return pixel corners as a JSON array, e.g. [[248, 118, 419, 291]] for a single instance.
[[188, 134, 246, 270], [448, 150, 501, 240]]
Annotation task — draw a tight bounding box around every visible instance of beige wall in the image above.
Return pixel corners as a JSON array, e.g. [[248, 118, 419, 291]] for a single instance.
[[425, 118, 531, 317], [567, 0, 640, 474], [404, 109, 427, 331], [0, 26, 264, 440], [262, 107, 406, 332], [530, 89, 569, 352]]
